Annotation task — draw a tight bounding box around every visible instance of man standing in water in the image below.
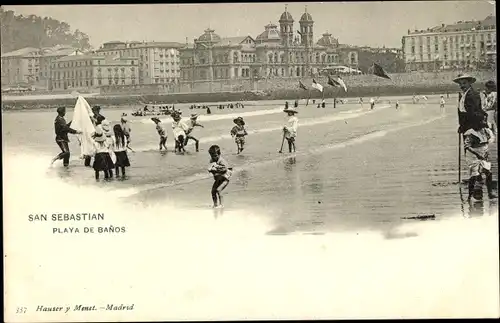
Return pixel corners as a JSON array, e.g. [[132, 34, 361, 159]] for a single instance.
[[455, 73, 496, 201], [51, 107, 81, 167]]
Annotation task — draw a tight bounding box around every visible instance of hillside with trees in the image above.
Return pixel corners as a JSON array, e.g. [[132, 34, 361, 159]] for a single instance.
[[0, 8, 92, 54]]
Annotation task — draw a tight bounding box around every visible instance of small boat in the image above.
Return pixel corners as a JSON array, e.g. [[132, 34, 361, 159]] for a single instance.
[[131, 103, 174, 117]]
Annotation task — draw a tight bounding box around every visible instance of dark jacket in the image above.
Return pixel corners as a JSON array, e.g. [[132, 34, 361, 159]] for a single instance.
[[54, 115, 77, 142], [458, 87, 487, 133]]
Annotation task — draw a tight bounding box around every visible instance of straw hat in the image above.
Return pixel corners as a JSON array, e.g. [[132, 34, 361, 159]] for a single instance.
[[453, 73, 476, 84], [283, 106, 299, 114], [93, 127, 106, 142], [233, 117, 245, 125], [101, 119, 111, 132]]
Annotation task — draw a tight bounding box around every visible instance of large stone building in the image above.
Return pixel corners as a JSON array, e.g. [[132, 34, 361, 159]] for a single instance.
[[179, 6, 359, 87], [50, 54, 139, 90], [402, 15, 496, 72], [1, 45, 79, 88], [95, 41, 184, 85]]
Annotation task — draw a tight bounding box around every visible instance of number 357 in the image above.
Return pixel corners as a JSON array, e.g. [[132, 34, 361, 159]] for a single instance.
[[16, 307, 27, 314]]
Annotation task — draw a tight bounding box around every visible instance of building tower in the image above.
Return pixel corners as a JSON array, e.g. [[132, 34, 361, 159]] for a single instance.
[[279, 4, 294, 47], [299, 6, 314, 48], [300, 6, 314, 76], [279, 5, 294, 77]]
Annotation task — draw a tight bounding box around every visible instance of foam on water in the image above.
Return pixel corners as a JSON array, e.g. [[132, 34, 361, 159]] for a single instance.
[[111, 112, 446, 198], [115, 105, 391, 153], [130, 106, 286, 125], [4, 150, 499, 319]]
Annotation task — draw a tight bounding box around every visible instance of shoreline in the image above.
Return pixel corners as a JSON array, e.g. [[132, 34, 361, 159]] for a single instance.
[[1, 83, 472, 110]]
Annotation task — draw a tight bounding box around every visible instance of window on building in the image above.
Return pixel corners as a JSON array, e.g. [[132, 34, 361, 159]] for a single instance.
[[434, 44, 438, 51], [98, 79, 102, 85]]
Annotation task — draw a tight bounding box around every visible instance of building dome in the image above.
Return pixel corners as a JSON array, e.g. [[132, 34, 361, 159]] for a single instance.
[[279, 5, 294, 22], [197, 28, 221, 43], [317, 32, 339, 47], [256, 23, 282, 43], [300, 12, 313, 22]]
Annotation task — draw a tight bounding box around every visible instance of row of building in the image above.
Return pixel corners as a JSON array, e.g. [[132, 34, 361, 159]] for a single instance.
[[1, 7, 495, 92], [402, 15, 496, 71]]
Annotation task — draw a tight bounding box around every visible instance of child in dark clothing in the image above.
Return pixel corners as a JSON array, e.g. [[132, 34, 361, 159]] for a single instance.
[[112, 124, 131, 177]]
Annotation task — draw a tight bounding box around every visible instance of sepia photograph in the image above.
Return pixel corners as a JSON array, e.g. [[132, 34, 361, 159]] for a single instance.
[[2, 1, 499, 321]]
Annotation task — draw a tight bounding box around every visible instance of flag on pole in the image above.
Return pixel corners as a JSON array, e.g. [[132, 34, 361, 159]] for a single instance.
[[336, 76, 347, 92], [328, 75, 348, 92], [372, 63, 391, 79], [328, 75, 340, 87], [299, 80, 308, 90], [312, 79, 324, 92]]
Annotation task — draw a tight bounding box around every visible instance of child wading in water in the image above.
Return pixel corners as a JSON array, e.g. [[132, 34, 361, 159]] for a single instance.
[[92, 126, 114, 180], [112, 124, 131, 177], [208, 145, 233, 208], [184, 114, 204, 152], [230, 117, 248, 154], [120, 113, 132, 150], [282, 106, 299, 153], [152, 117, 168, 151], [101, 120, 115, 177], [171, 112, 188, 153]]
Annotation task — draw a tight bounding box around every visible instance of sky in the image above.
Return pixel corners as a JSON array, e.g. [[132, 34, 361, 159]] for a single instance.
[[3, 1, 496, 49]]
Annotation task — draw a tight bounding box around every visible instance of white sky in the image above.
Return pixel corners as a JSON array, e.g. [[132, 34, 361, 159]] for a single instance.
[[4, 2, 496, 49]]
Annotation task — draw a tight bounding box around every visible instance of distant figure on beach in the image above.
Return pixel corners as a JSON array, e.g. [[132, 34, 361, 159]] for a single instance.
[[439, 95, 445, 112], [208, 145, 232, 208], [454, 73, 496, 201], [321, 99, 326, 108], [285, 101, 289, 110], [282, 106, 298, 153], [51, 106, 81, 167], [294, 100, 299, 108], [152, 117, 168, 151], [395, 101, 399, 110], [207, 107, 212, 114], [230, 117, 248, 154], [184, 114, 204, 152], [370, 98, 375, 110]]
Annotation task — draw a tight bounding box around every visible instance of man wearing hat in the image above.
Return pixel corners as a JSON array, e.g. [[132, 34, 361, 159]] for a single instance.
[[454, 73, 487, 134], [184, 114, 204, 152], [454, 74, 496, 200], [282, 106, 299, 153], [51, 106, 81, 167]]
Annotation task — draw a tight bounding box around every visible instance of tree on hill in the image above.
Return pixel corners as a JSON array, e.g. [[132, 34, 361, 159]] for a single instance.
[[0, 8, 92, 53]]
